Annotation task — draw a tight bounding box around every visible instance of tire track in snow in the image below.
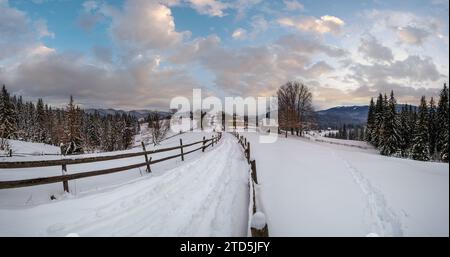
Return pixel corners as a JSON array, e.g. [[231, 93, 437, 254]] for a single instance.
[[332, 151, 404, 236]]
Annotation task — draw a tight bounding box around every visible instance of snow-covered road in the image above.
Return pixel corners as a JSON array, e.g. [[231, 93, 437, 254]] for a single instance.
[[0, 134, 250, 236], [241, 132, 449, 237]]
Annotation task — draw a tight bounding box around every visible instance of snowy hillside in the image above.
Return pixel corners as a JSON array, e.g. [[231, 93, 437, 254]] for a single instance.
[[0, 133, 250, 236], [241, 131, 449, 236], [0, 130, 448, 237], [1, 139, 61, 156]]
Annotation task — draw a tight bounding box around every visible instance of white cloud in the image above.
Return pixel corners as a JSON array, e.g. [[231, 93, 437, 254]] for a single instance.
[[351, 55, 442, 83], [1, 51, 200, 109], [364, 9, 442, 46], [278, 15, 345, 35], [249, 15, 268, 37], [82, 0, 99, 12], [34, 19, 54, 38], [276, 34, 348, 57], [358, 34, 393, 63], [232, 0, 262, 20], [396, 26, 430, 45], [107, 0, 187, 51], [188, 0, 228, 17], [283, 0, 304, 11], [0, 1, 54, 60], [232, 28, 247, 40]]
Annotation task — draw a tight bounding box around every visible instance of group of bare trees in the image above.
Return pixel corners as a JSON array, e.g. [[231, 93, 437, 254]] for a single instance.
[[277, 81, 316, 136], [146, 111, 170, 146]]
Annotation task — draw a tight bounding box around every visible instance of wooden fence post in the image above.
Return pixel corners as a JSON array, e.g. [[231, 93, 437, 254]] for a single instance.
[[141, 142, 151, 173], [250, 160, 258, 184], [61, 163, 69, 193], [180, 138, 184, 161], [202, 136, 206, 152], [247, 142, 251, 164]]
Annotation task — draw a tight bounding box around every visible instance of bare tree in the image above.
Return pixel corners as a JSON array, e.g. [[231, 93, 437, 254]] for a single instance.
[[297, 83, 316, 135], [277, 81, 315, 136], [147, 111, 170, 146]]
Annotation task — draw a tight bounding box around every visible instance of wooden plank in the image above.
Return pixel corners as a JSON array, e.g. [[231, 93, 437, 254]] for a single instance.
[[0, 138, 218, 190], [250, 160, 258, 184], [61, 164, 69, 193], [0, 136, 219, 169], [202, 136, 206, 152], [247, 142, 251, 164], [0, 161, 149, 189], [141, 142, 151, 173], [180, 139, 184, 161]]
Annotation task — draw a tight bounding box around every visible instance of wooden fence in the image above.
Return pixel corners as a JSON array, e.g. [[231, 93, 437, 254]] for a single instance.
[[231, 132, 269, 237], [0, 133, 222, 193]]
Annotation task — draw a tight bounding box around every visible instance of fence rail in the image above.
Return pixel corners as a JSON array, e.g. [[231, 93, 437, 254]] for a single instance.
[[231, 132, 268, 237], [0, 133, 222, 191]]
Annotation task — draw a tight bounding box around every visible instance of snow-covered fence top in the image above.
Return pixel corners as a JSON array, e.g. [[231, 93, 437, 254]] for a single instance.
[[231, 131, 269, 237], [0, 133, 222, 192]]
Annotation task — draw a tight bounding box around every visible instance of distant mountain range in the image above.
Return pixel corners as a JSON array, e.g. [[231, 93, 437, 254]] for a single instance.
[[316, 104, 417, 129], [85, 108, 172, 120], [86, 104, 416, 129], [316, 106, 369, 129]]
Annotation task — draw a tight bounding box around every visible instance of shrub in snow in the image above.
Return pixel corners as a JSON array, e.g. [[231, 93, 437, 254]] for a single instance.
[[251, 212, 266, 230]]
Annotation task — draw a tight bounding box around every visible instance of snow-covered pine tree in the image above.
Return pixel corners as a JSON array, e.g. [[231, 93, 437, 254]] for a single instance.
[[0, 85, 17, 141], [372, 94, 384, 147], [122, 114, 135, 149], [380, 91, 401, 156], [15, 95, 26, 139], [411, 96, 430, 161], [365, 98, 375, 143], [398, 104, 412, 157], [436, 84, 449, 162], [377, 94, 389, 149], [35, 98, 47, 143], [63, 96, 84, 155], [100, 116, 112, 151], [427, 97, 438, 160], [87, 112, 101, 151]]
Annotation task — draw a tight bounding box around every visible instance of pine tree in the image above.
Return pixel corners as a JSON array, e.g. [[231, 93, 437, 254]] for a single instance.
[[436, 84, 449, 162], [411, 96, 430, 161], [398, 105, 411, 157], [365, 98, 375, 143], [427, 97, 438, 160], [380, 91, 401, 156], [36, 98, 47, 143], [86, 112, 101, 151], [372, 94, 384, 147], [1, 87, 138, 154], [0, 85, 17, 140], [63, 96, 84, 155]]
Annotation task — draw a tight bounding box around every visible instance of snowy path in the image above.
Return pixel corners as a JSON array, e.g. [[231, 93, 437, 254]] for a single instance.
[[0, 134, 249, 236], [241, 132, 449, 236]]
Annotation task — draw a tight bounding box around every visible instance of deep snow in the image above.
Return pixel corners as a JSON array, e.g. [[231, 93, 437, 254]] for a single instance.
[[0, 134, 249, 236], [1, 129, 448, 237], [240, 131, 449, 237]]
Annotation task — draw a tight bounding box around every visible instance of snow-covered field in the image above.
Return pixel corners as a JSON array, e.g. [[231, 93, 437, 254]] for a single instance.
[[1, 128, 448, 237], [2, 139, 61, 156], [0, 133, 250, 236], [304, 131, 374, 150], [241, 131, 449, 237]]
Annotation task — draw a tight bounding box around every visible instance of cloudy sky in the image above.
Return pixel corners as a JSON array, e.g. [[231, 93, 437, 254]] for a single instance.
[[0, 0, 448, 110]]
